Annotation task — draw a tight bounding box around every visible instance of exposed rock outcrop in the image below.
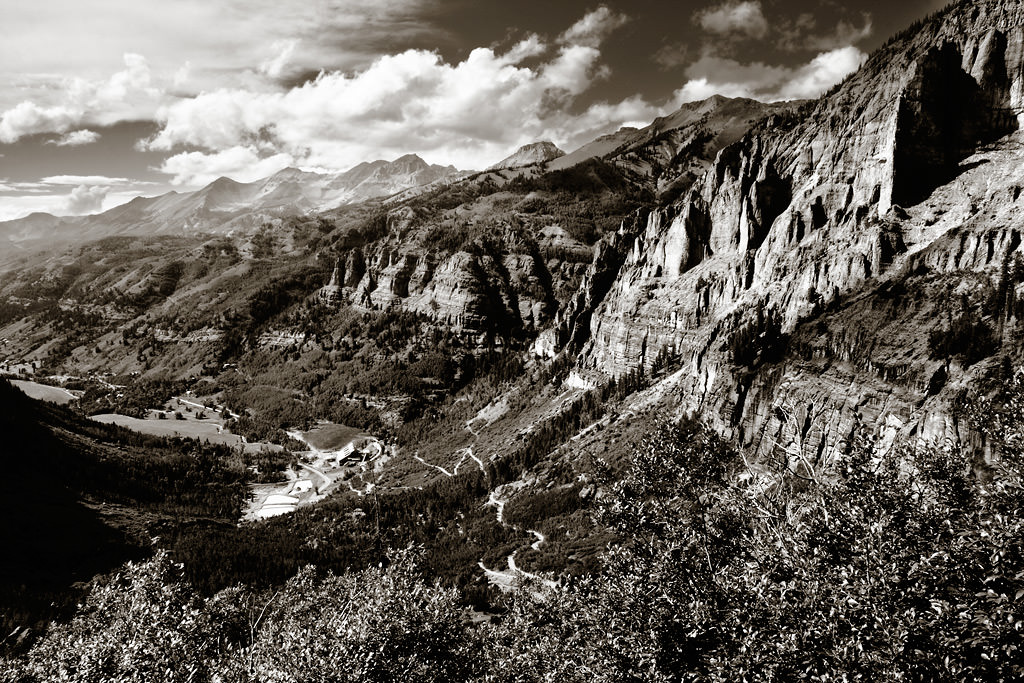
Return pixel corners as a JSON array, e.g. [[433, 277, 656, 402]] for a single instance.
[[337, 242, 558, 336], [317, 259, 343, 305], [573, 0, 1024, 461]]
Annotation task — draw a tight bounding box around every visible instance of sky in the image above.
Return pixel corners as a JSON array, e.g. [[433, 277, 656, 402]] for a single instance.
[[0, 0, 951, 221]]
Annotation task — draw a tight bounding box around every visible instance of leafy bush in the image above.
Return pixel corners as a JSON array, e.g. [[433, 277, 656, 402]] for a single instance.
[[488, 383, 1024, 681], [10, 552, 223, 682]]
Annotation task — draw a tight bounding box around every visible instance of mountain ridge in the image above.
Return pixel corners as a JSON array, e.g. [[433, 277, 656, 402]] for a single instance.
[[0, 154, 464, 250], [3, 1, 1023, 482]]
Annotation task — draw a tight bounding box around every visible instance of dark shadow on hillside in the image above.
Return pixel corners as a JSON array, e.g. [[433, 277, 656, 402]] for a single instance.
[[893, 38, 1019, 207]]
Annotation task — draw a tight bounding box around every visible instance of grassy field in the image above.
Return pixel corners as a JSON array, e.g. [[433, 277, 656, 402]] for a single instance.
[[301, 423, 364, 451], [90, 413, 284, 453], [10, 379, 79, 405], [90, 414, 245, 445]]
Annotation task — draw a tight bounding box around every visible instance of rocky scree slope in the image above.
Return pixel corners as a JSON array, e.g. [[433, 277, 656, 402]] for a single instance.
[[562, 0, 1024, 461]]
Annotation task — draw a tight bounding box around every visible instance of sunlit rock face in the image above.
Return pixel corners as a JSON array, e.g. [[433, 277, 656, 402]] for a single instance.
[[573, 0, 1024, 460], [489, 142, 565, 171]]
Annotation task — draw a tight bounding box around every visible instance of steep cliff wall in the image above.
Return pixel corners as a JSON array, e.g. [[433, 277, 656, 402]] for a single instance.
[[577, 0, 1024, 460], [325, 208, 562, 337]]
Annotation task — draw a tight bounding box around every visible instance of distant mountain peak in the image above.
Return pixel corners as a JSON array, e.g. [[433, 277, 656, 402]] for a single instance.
[[489, 141, 566, 170], [207, 176, 243, 188], [388, 154, 430, 171], [269, 167, 313, 180]]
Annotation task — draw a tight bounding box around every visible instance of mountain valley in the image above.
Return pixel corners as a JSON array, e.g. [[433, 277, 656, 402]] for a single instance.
[[3, 1, 1024, 679]]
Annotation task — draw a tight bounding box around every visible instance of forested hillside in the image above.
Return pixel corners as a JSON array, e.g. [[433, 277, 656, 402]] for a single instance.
[[3, 373, 1022, 681], [0, 380, 249, 646]]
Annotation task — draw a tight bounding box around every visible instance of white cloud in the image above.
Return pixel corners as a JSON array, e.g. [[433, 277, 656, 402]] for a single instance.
[[260, 40, 299, 79], [695, 1, 769, 40], [63, 184, 108, 215], [140, 8, 641, 176], [47, 129, 102, 146], [0, 53, 163, 143], [0, 101, 80, 143], [40, 175, 133, 186], [559, 6, 630, 48], [504, 35, 547, 64], [158, 146, 294, 186], [675, 46, 866, 103], [776, 47, 866, 99]]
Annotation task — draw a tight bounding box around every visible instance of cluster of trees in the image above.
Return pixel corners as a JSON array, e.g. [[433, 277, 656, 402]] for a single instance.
[[166, 464, 523, 601], [78, 376, 190, 418], [5, 370, 1023, 680], [0, 380, 250, 643], [726, 300, 788, 368], [0, 299, 53, 327], [34, 305, 108, 366]]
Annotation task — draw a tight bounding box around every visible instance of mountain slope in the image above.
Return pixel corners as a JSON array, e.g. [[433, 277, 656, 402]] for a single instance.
[[562, 0, 1024, 461], [548, 96, 794, 198], [0, 378, 253, 640]]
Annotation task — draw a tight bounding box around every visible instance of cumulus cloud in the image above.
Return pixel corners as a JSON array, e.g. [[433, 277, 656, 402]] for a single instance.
[[159, 146, 295, 186], [675, 46, 866, 103], [47, 129, 102, 146], [695, 1, 769, 40], [140, 9, 641, 180], [775, 47, 867, 99], [0, 101, 80, 143], [63, 184, 108, 215], [0, 53, 162, 143], [559, 6, 630, 48]]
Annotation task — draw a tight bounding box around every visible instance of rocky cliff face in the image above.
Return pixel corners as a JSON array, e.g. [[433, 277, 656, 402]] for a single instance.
[[321, 208, 561, 337], [318, 96, 795, 343], [572, 0, 1024, 461]]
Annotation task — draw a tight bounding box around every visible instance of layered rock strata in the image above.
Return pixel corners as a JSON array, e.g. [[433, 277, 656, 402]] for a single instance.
[[574, 0, 1024, 460]]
